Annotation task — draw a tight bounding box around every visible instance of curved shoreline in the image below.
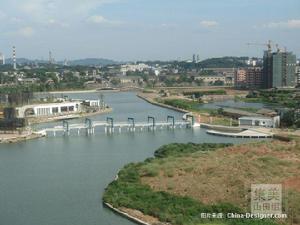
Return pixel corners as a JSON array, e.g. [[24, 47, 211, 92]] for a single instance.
[[136, 93, 189, 113], [103, 202, 151, 225], [103, 171, 159, 225]]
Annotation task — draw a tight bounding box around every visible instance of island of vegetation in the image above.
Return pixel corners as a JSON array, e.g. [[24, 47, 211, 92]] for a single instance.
[[103, 140, 300, 225]]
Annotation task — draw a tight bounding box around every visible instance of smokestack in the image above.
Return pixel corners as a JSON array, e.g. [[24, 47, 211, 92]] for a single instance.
[[49, 51, 52, 64], [13, 46, 16, 70]]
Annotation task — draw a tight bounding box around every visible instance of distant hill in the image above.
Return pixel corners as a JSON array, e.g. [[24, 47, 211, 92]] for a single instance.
[[4, 57, 119, 66], [198, 56, 249, 68], [5, 58, 37, 64], [67, 58, 119, 66]]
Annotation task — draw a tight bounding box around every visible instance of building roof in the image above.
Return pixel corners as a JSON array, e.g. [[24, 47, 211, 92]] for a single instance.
[[256, 108, 277, 115], [16, 101, 82, 110], [223, 108, 259, 117], [239, 116, 274, 120]]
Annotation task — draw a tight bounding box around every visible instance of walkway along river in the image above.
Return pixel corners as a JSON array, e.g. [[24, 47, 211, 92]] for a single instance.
[[0, 92, 256, 225]]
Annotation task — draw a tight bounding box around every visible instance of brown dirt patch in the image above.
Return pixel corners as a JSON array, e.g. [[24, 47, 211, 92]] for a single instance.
[[141, 140, 300, 209], [283, 177, 300, 192]]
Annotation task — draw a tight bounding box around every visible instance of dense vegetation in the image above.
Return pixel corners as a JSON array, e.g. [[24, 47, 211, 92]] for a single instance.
[[246, 89, 300, 108], [103, 143, 280, 225], [198, 57, 249, 68], [183, 89, 227, 98], [245, 89, 300, 128], [0, 86, 35, 106], [160, 98, 219, 115], [161, 99, 199, 111]]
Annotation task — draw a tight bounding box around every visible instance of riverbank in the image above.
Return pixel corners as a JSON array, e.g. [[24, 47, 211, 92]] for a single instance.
[[137, 92, 239, 126], [48, 89, 122, 94], [103, 141, 300, 225], [137, 93, 189, 113], [137, 91, 300, 139], [0, 131, 45, 144]]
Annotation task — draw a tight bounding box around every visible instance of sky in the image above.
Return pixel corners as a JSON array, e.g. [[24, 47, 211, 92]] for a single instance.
[[0, 0, 299, 61]]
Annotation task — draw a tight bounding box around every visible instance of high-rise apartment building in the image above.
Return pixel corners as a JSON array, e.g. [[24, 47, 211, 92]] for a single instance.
[[235, 67, 263, 89], [263, 50, 296, 88], [296, 66, 300, 85], [246, 67, 263, 89], [235, 68, 247, 87]]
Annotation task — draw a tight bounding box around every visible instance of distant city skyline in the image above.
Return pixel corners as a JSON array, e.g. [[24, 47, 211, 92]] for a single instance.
[[0, 0, 299, 61]]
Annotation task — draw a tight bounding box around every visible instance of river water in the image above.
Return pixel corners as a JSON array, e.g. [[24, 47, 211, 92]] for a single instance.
[[0, 92, 255, 225]]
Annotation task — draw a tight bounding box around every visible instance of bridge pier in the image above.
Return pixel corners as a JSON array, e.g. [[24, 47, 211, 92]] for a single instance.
[[128, 118, 135, 132], [167, 116, 175, 130], [106, 117, 114, 134], [63, 120, 70, 136], [186, 115, 195, 128]]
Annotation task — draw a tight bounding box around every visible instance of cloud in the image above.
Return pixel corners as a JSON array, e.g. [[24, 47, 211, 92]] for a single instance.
[[20, 1, 41, 14], [87, 15, 107, 24], [0, 10, 6, 19], [160, 23, 177, 29], [86, 15, 122, 25], [264, 19, 300, 29], [200, 20, 218, 28], [48, 19, 69, 27], [18, 26, 35, 37], [14, 0, 120, 24]]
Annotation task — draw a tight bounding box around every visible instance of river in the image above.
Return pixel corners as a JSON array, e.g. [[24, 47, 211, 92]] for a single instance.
[[0, 92, 255, 225]]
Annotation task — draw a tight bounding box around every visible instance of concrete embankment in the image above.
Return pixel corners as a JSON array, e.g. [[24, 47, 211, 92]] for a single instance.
[[200, 123, 245, 132], [103, 203, 151, 225], [137, 93, 189, 113]]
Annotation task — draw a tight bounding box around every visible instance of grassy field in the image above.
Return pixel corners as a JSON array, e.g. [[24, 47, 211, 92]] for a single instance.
[[103, 141, 300, 225], [158, 98, 239, 126]]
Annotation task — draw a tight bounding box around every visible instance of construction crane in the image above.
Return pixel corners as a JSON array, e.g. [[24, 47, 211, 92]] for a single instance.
[[246, 40, 273, 53], [275, 44, 287, 53]]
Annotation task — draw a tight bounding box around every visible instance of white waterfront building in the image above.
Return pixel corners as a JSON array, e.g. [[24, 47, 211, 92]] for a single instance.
[[238, 116, 280, 128], [16, 101, 82, 118]]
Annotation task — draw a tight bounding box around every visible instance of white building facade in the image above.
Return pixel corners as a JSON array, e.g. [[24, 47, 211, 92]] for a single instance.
[[239, 116, 280, 128], [17, 102, 82, 117]]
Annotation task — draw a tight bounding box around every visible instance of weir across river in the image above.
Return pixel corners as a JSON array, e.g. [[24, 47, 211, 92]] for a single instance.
[[39, 115, 195, 136]]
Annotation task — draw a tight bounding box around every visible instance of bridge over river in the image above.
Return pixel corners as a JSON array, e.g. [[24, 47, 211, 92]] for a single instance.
[[39, 115, 196, 136]]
